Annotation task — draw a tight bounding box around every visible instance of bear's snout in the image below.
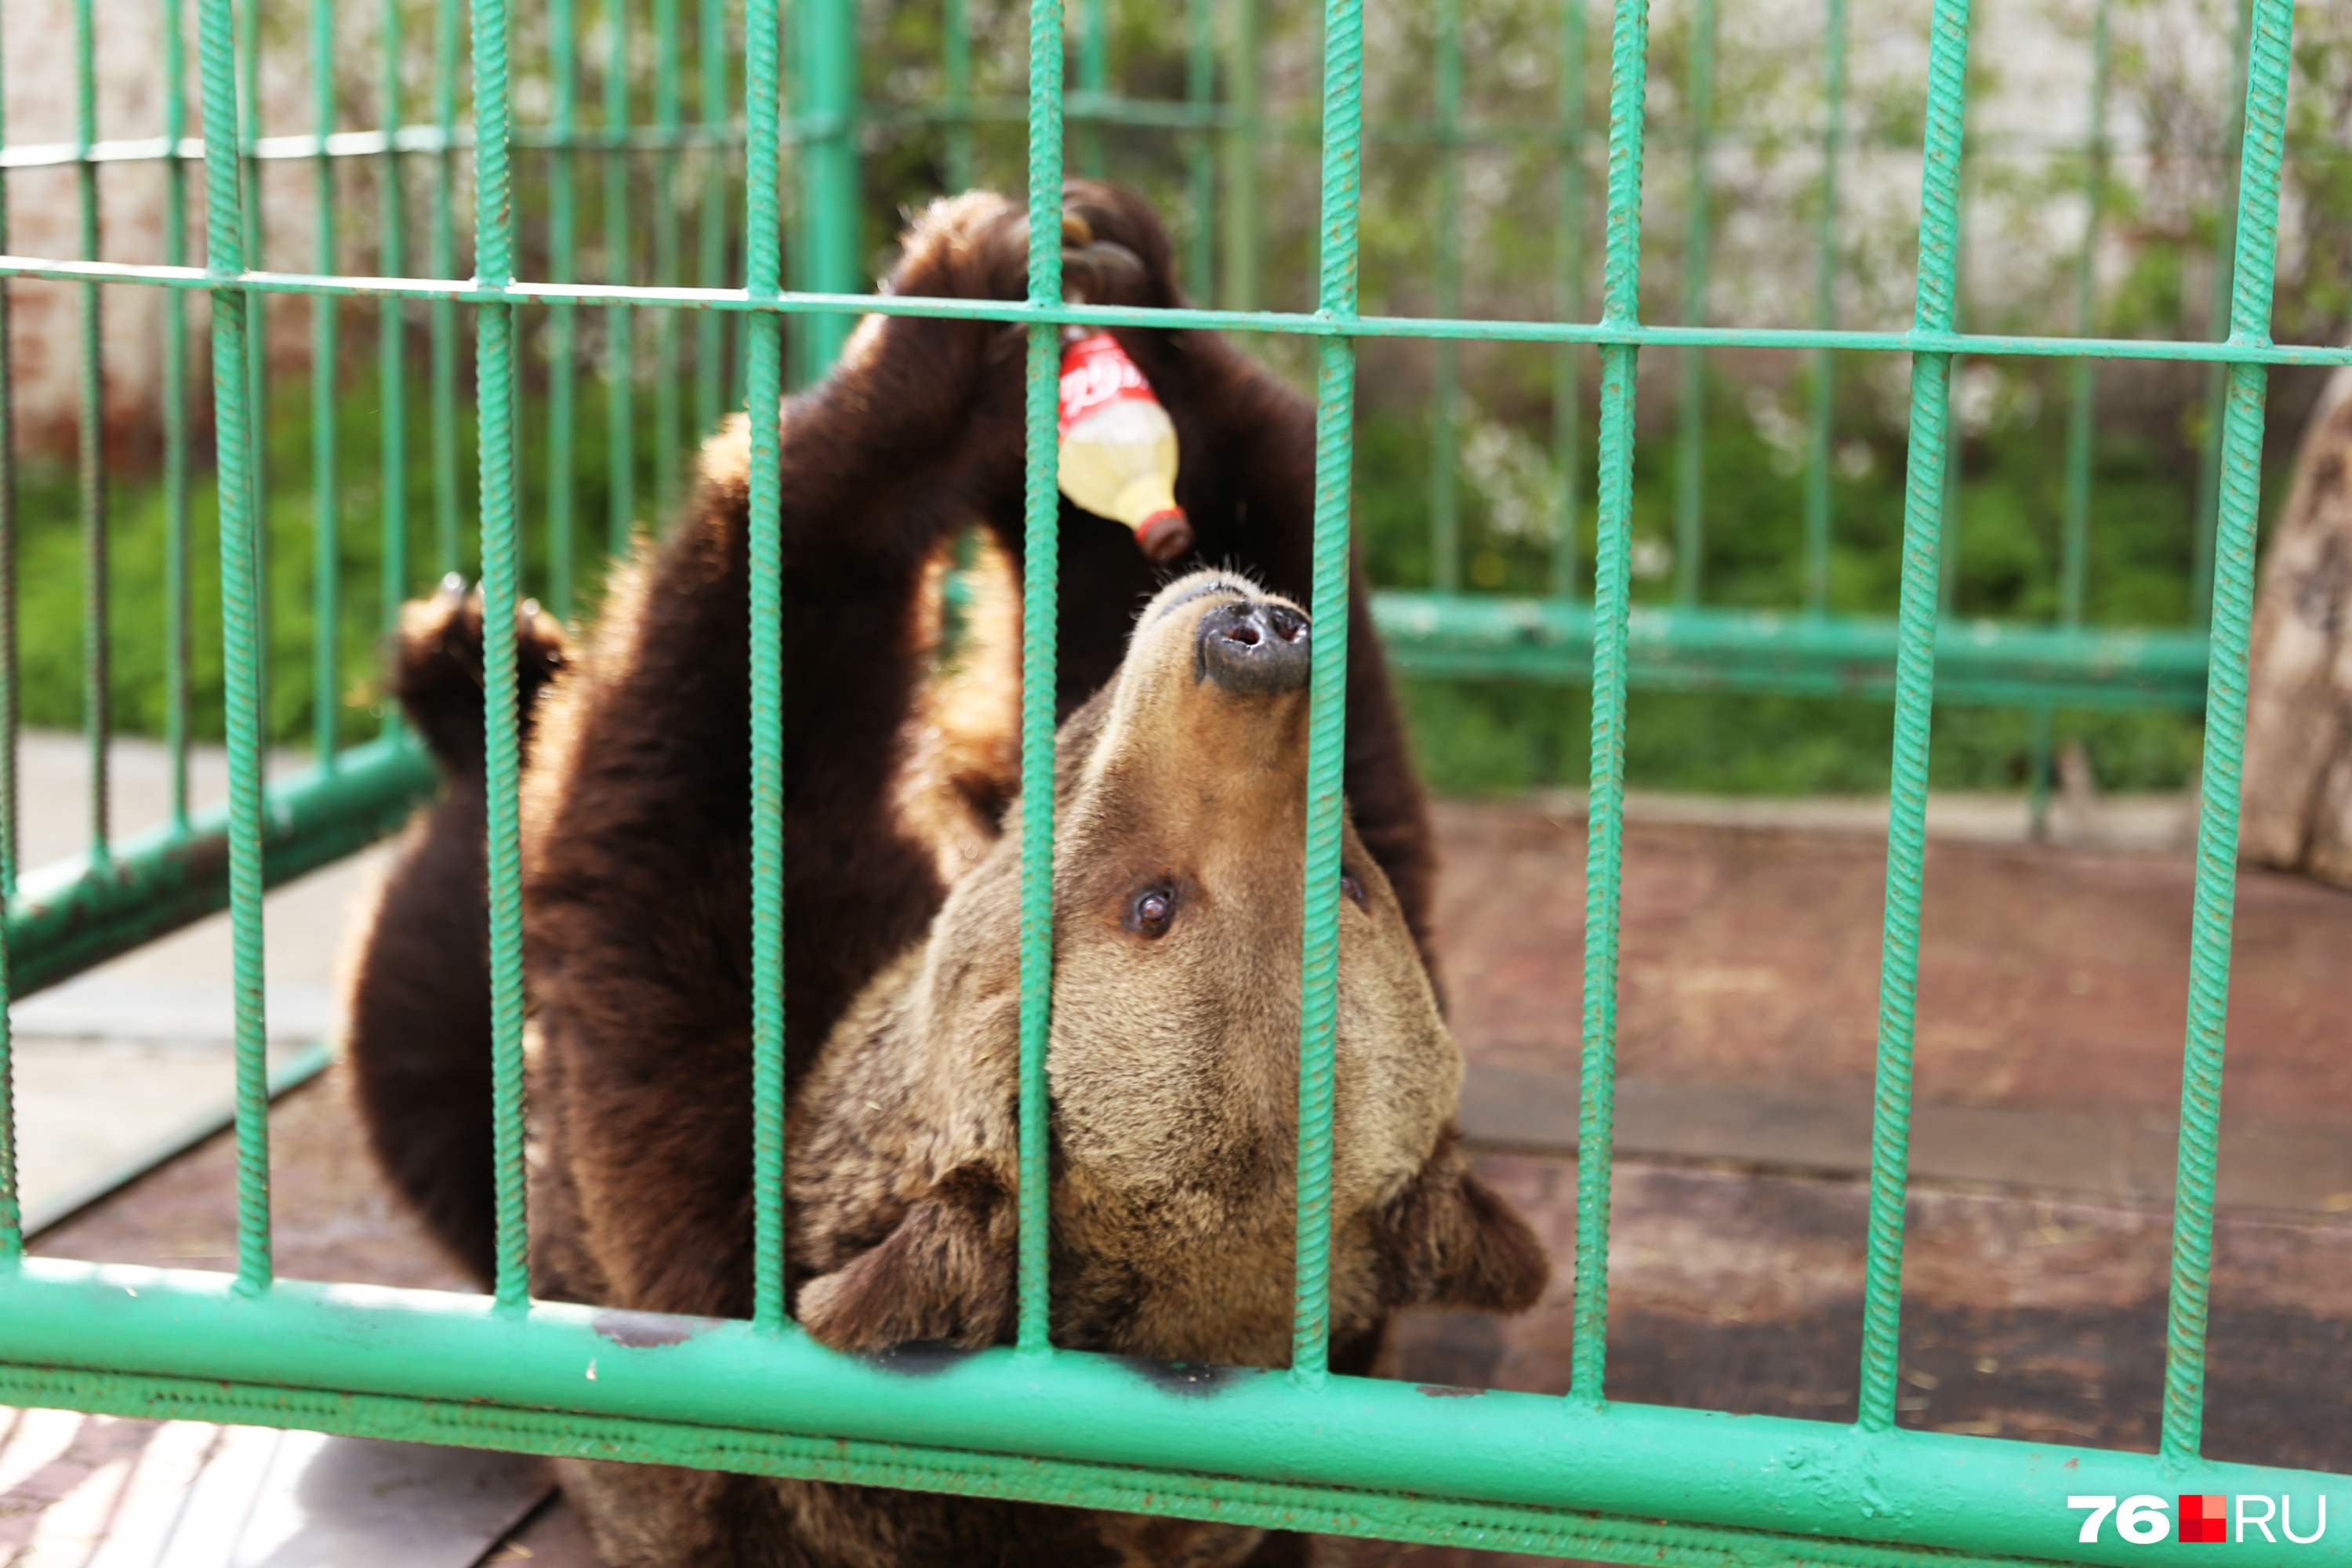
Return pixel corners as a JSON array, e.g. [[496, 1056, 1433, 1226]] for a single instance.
[[1195, 601, 1309, 695]]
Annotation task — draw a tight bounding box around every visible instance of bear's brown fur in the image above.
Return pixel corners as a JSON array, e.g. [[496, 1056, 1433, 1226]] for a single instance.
[[348, 183, 1440, 1287], [344, 578, 572, 1279], [340, 185, 1537, 1566], [539, 572, 1548, 1567]]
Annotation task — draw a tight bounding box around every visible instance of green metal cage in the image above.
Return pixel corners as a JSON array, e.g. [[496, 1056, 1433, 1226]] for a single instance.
[[0, 0, 2346, 1557]]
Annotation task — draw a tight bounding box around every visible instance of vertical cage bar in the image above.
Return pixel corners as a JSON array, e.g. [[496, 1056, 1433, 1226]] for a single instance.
[[693, 0, 726, 443], [1671, 0, 1713, 608], [943, 0, 973, 194], [379, 0, 411, 652], [1801, 0, 1846, 615], [199, 0, 272, 1297], [602, 0, 635, 557], [165, 0, 194, 824], [793, 0, 858, 381], [1220, 0, 1258, 313], [75, 0, 107, 862], [2038, 0, 2109, 837], [1015, 0, 1066, 1359], [1937, 145, 1969, 619], [1855, 0, 1972, 1436], [1289, 0, 1366, 1389], [311, 0, 340, 767], [548, 0, 580, 619], [1184, 0, 1214, 299], [432, 0, 463, 578], [1550, 0, 1585, 603], [237, 0, 267, 692], [473, 0, 531, 1312], [1077, 0, 1107, 178], [652, 0, 682, 506], [1570, 0, 1652, 1410], [2161, 0, 2292, 1466], [0, 0, 16, 1261], [744, 0, 788, 1338], [1428, 0, 1461, 595], [2058, 0, 2108, 635], [2191, 0, 2249, 628]]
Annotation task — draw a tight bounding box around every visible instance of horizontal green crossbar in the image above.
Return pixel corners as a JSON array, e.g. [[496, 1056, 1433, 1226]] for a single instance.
[[1, 1260, 2341, 1568], [1371, 593, 2210, 710], [2, 257, 2347, 368], [0, 1363, 2044, 1568], [2, 735, 431, 998]]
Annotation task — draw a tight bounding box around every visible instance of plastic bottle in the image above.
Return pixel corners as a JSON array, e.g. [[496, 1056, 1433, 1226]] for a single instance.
[[1055, 330, 1195, 564]]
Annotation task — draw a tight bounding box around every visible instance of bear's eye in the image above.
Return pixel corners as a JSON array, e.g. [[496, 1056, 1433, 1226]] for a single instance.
[[1341, 870, 1367, 906], [1127, 882, 1178, 938]]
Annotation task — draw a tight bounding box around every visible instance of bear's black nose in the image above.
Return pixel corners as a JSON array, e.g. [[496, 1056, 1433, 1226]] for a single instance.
[[1196, 600, 1310, 695]]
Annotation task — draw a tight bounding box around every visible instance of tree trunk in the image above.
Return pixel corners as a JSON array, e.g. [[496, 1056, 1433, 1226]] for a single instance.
[[2241, 365, 2352, 885]]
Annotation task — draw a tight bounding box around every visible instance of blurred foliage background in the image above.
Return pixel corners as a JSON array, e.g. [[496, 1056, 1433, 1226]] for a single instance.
[[3, 0, 2346, 796]]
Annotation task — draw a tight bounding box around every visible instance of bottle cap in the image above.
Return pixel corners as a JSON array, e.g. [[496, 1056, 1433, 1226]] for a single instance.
[[1135, 509, 1194, 564]]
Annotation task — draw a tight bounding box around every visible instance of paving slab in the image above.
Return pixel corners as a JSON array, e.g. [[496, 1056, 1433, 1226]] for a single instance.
[[9, 732, 394, 1229], [1432, 799, 2352, 1131]]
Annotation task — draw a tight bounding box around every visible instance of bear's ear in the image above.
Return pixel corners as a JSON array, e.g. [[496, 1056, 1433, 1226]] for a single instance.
[[1374, 1132, 1551, 1316], [795, 1162, 1017, 1353]]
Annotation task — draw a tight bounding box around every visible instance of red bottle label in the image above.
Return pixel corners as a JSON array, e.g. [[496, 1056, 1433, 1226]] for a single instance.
[[1058, 332, 1159, 437]]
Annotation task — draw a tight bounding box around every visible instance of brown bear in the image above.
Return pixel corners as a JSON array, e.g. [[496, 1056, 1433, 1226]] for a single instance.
[[348, 182, 1442, 1289], [534, 572, 1548, 1566]]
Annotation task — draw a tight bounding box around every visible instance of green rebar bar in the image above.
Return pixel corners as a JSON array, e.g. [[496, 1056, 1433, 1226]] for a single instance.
[[1856, 0, 1972, 1436], [431, 0, 463, 578], [0, 0, 16, 1259], [471, 0, 530, 1313], [1550, 0, 1586, 603], [1078, 0, 1108, 178], [1802, 0, 1847, 615], [12, 258, 2352, 367], [2161, 0, 2293, 1466], [198, 0, 272, 1298], [943, 0, 973, 194], [1570, 0, 1652, 1410], [548, 0, 579, 619], [1220, 0, 1259, 313], [312, 0, 340, 767], [1428, 0, 1461, 596], [1015, 0, 1065, 1359], [1937, 138, 1968, 621], [693, 0, 726, 444], [378, 0, 411, 658], [1672, 0, 1714, 608], [791, 0, 857, 382], [2039, 0, 2109, 837], [74, 0, 107, 861], [164, 0, 194, 824], [2191, 0, 2250, 628], [603, 0, 635, 556], [652, 0, 681, 507], [237, 0, 267, 644], [1184, 0, 1214, 299], [743, 0, 787, 1338], [1290, 0, 1365, 1390], [2058, 0, 2107, 634]]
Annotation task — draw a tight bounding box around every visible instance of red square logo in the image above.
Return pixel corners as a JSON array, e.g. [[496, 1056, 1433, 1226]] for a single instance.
[[2180, 1494, 2229, 1543]]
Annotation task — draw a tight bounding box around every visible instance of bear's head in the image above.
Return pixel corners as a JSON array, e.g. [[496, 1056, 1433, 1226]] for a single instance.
[[787, 570, 1548, 1367]]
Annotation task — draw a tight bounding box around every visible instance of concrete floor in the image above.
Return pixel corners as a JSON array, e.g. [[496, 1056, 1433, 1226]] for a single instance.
[[9, 732, 392, 1229]]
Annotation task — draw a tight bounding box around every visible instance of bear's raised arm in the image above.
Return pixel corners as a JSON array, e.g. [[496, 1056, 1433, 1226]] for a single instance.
[[993, 183, 1440, 967], [357, 184, 1445, 1311]]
